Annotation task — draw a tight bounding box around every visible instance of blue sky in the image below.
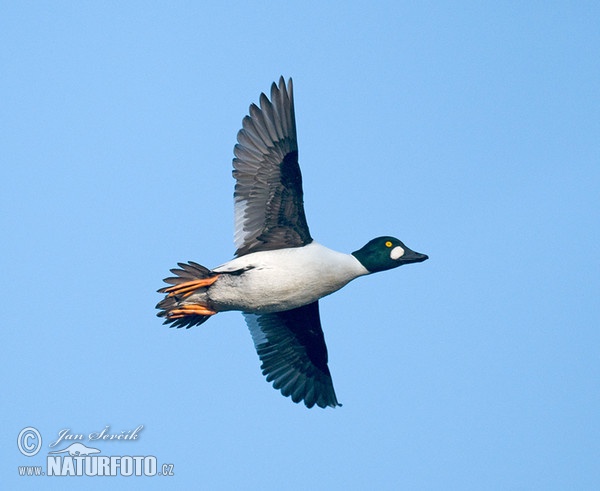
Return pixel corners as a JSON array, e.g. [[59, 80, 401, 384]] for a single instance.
[[2, 2, 599, 489]]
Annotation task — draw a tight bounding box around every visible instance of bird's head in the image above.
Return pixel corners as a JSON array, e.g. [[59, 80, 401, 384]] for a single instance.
[[352, 236, 428, 273]]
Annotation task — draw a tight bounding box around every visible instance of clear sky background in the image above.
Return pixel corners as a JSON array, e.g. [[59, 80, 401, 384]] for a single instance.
[[2, 2, 599, 490]]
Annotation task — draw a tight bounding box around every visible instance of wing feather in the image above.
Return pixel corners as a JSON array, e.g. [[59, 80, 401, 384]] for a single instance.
[[233, 77, 312, 256], [243, 301, 341, 409]]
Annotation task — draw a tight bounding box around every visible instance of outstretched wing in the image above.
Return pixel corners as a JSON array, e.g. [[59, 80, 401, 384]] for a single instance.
[[244, 301, 340, 409], [233, 77, 312, 257]]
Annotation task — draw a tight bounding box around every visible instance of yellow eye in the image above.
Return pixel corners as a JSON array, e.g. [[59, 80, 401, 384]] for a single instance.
[[385, 241, 393, 248]]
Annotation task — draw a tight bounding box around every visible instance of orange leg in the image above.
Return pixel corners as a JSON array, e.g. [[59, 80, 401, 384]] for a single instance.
[[163, 275, 220, 298], [168, 304, 217, 319]]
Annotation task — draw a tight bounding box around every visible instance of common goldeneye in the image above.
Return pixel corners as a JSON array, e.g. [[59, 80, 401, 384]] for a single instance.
[[157, 77, 428, 408]]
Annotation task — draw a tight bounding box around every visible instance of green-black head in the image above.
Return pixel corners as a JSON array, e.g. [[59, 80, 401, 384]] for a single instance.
[[352, 236, 428, 273]]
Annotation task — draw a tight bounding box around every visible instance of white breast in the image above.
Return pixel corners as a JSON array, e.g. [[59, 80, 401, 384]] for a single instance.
[[209, 242, 369, 313]]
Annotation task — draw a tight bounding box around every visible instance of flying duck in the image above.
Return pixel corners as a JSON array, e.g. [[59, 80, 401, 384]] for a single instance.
[[156, 77, 428, 408]]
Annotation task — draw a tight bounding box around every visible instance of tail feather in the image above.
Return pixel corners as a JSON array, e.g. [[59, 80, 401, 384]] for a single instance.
[[156, 261, 217, 329], [158, 261, 213, 290]]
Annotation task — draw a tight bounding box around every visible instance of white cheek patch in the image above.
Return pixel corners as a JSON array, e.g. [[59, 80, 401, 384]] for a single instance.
[[390, 246, 405, 260]]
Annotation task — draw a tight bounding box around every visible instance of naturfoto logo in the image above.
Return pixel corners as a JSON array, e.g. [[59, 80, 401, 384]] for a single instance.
[[17, 425, 175, 478]]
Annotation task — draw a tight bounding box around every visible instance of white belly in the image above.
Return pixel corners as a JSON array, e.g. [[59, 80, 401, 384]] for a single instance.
[[208, 242, 368, 313]]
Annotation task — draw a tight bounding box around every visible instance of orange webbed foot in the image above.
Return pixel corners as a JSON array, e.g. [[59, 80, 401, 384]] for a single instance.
[[162, 275, 220, 298], [167, 304, 217, 319]]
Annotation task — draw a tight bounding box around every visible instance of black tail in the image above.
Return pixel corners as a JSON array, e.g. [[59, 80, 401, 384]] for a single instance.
[[156, 261, 217, 329]]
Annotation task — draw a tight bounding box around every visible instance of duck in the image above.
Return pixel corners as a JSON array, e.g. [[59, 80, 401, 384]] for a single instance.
[[156, 77, 428, 409]]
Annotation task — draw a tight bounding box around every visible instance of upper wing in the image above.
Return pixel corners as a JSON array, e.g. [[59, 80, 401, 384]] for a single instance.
[[244, 301, 341, 409], [233, 77, 312, 257]]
